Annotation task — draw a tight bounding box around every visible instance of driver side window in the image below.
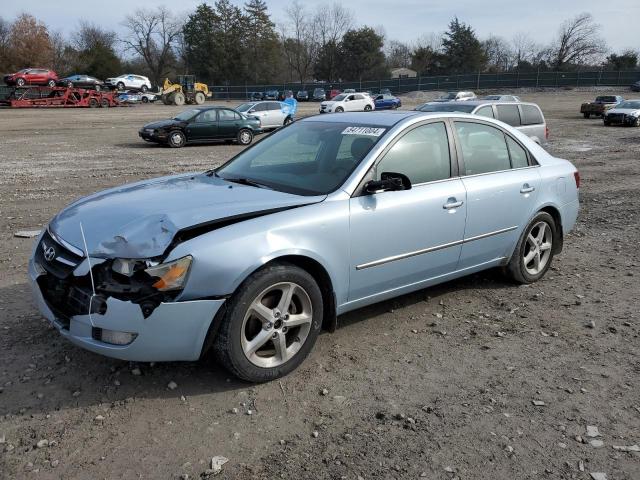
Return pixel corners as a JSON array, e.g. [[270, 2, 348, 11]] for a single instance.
[[375, 122, 451, 185]]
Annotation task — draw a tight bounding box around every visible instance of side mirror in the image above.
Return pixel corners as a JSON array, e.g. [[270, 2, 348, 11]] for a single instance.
[[364, 172, 412, 194]]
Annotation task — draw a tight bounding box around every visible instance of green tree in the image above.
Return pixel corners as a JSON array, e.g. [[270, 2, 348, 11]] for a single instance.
[[314, 40, 340, 81], [337, 27, 386, 81], [244, 0, 280, 84], [213, 0, 247, 83], [441, 17, 486, 73], [410, 46, 445, 75], [183, 3, 218, 82], [605, 51, 638, 70], [72, 22, 121, 79]]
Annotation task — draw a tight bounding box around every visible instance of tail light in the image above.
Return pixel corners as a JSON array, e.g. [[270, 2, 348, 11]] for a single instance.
[[573, 171, 580, 189], [545, 126, 550, 140]]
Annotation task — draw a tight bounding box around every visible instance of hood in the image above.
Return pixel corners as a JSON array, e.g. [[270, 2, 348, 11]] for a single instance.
[[143, 119, 185, 129], [607, 108, 640, 115], [49, 173, 325, 259]]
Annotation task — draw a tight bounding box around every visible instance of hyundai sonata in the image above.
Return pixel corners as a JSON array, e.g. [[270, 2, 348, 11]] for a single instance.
[[29, 112, 579, 382]]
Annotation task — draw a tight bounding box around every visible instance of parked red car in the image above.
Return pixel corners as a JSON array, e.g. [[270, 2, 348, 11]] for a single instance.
[[327, 89, 342, 100], [3, 68, 58, 87]]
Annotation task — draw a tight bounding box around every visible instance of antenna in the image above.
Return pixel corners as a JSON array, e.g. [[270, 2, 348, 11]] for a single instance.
[[79, 222, 96, 326]]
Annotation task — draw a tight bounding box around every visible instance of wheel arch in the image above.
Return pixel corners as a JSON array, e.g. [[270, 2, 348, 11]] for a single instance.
[[199, 253, 338, 359], [538, 205, 564, 254]]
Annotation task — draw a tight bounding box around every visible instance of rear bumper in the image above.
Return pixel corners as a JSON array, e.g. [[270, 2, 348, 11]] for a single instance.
[[29, 257, 225, 362]]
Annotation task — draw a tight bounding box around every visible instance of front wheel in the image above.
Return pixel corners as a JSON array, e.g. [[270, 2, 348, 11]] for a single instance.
[[505, 212, 557, 284], [237, 128, 253, 145], [213, 263, 323, 382], [117, 82, 125, 91], [167, 130, 186, 148], [141, 96, 149, 103], [16, 78, 25, 87], [334, 107, 344, 113], [140, 85, 148, 93], [47, 79, 56, 88]]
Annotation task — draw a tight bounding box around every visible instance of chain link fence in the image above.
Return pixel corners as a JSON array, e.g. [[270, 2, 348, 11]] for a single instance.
[[207, 70, 640, 101]]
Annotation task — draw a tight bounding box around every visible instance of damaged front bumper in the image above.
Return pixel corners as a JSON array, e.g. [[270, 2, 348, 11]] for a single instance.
[[28, 254, 225, 363]]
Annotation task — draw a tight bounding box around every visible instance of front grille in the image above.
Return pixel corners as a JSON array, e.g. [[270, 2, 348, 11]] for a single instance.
[[36, 230, 84, 279], [608, 114, 626, 122]]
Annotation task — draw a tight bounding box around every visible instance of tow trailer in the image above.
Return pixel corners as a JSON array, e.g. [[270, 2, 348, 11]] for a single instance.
[[0, 86, 122, 108]]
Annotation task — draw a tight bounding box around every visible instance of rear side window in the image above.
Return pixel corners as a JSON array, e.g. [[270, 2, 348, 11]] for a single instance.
[[496, 105, 521, 126], [475, 106, 494, 118], [520, 105, 544, 125], [455, 122, 511, 175], [376, 122, 451, 185], [506, 136, 529, 169], [268, 102, 281, 110], [218, 109, 237, 121]]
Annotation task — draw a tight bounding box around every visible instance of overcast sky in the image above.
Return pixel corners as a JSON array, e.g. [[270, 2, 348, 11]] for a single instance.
[[4, 1, 639, 52]]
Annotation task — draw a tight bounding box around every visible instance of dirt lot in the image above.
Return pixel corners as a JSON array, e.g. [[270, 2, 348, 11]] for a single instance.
[[0, 90, 639, 480]]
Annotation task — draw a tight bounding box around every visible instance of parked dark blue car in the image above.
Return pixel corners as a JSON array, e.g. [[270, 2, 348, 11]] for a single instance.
[[374, 94, 402, 110]]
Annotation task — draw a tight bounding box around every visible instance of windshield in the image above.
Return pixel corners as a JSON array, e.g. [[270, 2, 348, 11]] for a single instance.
[[173, 109, 201, 121], [216, 121, 387, 195], [235, 103, 254, 113], [616, 101, 640, 109], [332, 94, 347, 101], [417, 103, 476, 113], [596, 96, 617, 103]]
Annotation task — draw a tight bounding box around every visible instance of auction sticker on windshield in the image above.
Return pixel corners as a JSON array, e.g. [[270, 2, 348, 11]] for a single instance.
[[342, 127, 386, 136]]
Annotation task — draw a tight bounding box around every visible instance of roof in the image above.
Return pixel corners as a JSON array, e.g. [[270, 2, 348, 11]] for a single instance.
[[302, 111, 422, 127]]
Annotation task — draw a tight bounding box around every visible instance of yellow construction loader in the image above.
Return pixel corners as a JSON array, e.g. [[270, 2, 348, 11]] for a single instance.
[[161, 75, 211, 106]]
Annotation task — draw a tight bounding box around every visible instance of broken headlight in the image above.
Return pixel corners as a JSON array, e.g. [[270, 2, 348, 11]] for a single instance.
[[111, 256, 193, 292], [145, 256, 193, 291]]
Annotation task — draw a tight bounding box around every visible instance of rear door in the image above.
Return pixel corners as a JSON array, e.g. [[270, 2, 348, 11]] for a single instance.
[[268, 101, 285, 127], [517, 104, 546, 144], [187, 109, 218, 140], [349, 121, 467, 301], [217, 109, 243, 138], [453, 120, 541, 269]]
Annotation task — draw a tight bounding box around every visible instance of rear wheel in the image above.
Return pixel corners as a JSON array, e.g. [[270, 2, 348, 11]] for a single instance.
[[100, 98, 109, 108], [194, 91, 206, 105], [168, 130, 186, 148], [117, 82, 125, 91], [88, 97, 99, 108], [237, 128, 253, 145], [583, 112, 590, 119], [213, 262, 323, 382], [16, 78, 25, 87], [141, 85, 148, 93], [505, 212, 556, 284], [364, 104, 372, 111], [47, 79, 56, 88], [141, 96, 149, 103]]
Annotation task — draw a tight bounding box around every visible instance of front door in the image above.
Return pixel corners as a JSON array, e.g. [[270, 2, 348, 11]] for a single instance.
[[187, 109, 218, 140], [452, 120, 541, 269], [349, 121, 467, 302]]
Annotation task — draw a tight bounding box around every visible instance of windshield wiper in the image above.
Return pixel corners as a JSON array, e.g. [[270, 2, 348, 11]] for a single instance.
[[221, 176, 272, 189]]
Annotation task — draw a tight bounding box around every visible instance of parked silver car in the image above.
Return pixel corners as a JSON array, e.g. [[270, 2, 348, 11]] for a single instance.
[[415, 100, 549, 145], [29, 111, 579, 382], [236, 101, 294, 129]]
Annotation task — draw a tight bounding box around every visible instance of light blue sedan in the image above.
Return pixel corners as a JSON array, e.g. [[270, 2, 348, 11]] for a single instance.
[[29, 112, 579, 382]]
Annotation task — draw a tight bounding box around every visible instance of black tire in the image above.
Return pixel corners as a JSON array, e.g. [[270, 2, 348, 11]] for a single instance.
[[335, 107, 344, 113], [167, 130, 186, 148], [141, 84, 148, 93], [213, 262, 323, 382], [67, 82, 74, 89], [583, 112, 590, 119], [364, 104, 372, 111], [47, 79, 56, 88], [88, 98, 99, 108], [141, 96, 149, 103], [634, 117, 640, 128], [237, 128, 253, 145], [16, 78, 25, 87], [505, 211, 557, 284], [100, 98, 109, 108], [117, 82, 125, 91], [603, 119, 610, 126]]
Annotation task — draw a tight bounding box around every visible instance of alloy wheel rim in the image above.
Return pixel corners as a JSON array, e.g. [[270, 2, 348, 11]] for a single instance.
[[241, 131, 251, 143], [171, 132, 184, 146], [240, 282, 313, 368], [523, 221, 553, 275]]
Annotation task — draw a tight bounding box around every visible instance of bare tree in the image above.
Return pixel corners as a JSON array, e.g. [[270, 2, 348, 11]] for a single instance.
[[483, 35, 513, 72], [281, 1, 319, 83], [314, 3, 353, 46], [49, 30, 75, 75], [0, 17, 11, 71], [74, 21, 118, 51], [549, 13, 607, 69], [385, 40, 412, 68], [511, 33, 538, 67], [121, 7, 183, 86]]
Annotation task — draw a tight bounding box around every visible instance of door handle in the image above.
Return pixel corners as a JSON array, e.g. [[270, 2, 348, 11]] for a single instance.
[[520, 184, 535, 194], [443, 198, 464, 209]]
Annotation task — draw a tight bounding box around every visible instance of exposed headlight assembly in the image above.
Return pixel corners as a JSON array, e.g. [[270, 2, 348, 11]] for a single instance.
[[145, 255, 193, 291]]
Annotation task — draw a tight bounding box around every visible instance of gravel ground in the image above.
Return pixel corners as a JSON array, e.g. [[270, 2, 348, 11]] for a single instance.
[[0, 90, 639, 480]]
